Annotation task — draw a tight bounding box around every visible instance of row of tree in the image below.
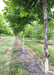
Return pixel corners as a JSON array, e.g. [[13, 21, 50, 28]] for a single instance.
[[3, 0, 54, 73], [19, 21, 54, 40]]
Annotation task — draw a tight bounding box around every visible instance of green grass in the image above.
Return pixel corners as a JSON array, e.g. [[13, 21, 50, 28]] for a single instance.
[[0, 37, 28, 75], [0, 37, 14, 75], [0, 36, 10, 42], [0, 37, 29, 75], [20, 38, 54, 66], [48, 48, 54, 66], [0, 38, 14, 50], [27, 37, 54, 44], [20, 38, 44, 59], [49, 39, 54, 44], [8, 42, 29, 75]]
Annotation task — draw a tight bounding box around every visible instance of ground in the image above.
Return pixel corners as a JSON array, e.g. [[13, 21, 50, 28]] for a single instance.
[[16, 40, 53, 75], [0, 37, 53, 75]]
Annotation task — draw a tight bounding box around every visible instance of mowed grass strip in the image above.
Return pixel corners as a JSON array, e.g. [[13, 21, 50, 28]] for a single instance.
[[0, 37, 14, 75], [0, 37, 14, 51]]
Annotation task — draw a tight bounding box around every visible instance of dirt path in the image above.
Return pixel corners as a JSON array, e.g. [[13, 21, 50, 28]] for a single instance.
[[17, 43, 52, 75]]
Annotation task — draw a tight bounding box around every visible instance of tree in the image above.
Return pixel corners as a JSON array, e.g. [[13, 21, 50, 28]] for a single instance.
[[0, 14, 12, 36], [43, 0, 49, 73], [3, 0, 54, 73], [3, 1, 36, 51], [11, 0, 53, 73]]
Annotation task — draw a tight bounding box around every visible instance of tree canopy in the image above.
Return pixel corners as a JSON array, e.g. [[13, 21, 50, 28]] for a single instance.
[[3, 0, 54, 23], [0, 14, 13, 35]]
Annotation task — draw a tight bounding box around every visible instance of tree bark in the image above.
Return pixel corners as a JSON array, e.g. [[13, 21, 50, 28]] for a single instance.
[[23, 24, 24, 52], [43, 0, 48, 51], [0, 36, 1, 40], [43, 0, 49, 73], [17, 29, 19, 45]]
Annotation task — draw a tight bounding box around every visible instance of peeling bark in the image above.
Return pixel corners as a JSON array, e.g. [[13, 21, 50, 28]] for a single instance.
[[17, 29, 19, 45], [43, 0, 49, 73], [23, 24, 24, 52]]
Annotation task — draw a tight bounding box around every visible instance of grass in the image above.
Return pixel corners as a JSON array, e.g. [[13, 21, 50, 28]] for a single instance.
[[20, 38, 54, 72], [0, 36, 54, 74], [49, 39, 54, 44], [0, 37, 29, 75], [8, 42, 29, 75], [20, 38, 44, 59], [0, 37, 14, 56], [48, 48, 54, 66], [0, 37, 14, 75], [0, 36, 10, 42]]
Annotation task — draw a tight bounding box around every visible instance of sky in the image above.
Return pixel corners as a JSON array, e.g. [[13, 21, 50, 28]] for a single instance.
[[51, 8, 54, 12], [0, 0, 6, 14]]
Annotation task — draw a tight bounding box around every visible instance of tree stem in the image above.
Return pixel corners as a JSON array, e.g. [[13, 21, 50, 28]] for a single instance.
[[23, 24, 24, 52], [43, 0, 49, 73]]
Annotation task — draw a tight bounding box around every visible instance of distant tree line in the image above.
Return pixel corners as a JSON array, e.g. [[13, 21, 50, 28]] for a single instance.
[[0, 14, 13, 36]]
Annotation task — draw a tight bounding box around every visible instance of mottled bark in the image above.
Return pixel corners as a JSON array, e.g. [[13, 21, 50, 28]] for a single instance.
[[23, 24, 24, 52], [17, 29, 19, 45], [43, 0, 48, 52], [0, 36, 1, 40], [43, 0, 49, 73]]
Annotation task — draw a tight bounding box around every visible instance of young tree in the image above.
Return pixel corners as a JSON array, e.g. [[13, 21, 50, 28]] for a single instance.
[[3, 1, 36, 52], [3, 0, 54, 73], [43, 0, 49, 73], [10, 0, 53, 73]]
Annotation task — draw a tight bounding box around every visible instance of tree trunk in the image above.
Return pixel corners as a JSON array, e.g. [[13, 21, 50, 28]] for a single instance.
[[23, 24, 24, 52], [43, 0, 49, 73], [17, 29, 19, 45], [0, 36, 1, 40]]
